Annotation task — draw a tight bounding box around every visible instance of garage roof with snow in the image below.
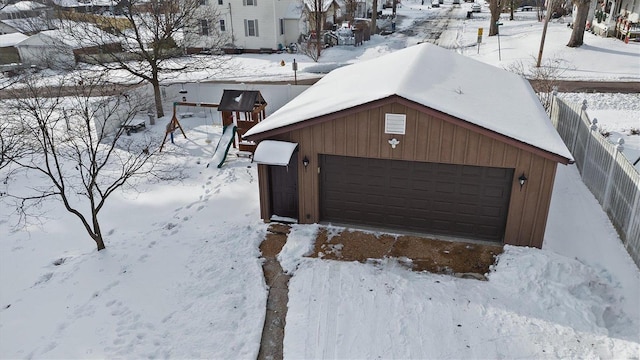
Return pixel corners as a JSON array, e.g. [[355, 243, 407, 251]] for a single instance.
[[244, 43, 573, 161]]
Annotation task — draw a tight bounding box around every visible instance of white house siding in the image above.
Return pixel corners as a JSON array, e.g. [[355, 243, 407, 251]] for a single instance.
[[215, 0, 300, 51], [284, 18, 300, 44]]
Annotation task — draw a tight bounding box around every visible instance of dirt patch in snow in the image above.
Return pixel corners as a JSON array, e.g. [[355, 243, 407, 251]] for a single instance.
[[310, 228, 503, 279]]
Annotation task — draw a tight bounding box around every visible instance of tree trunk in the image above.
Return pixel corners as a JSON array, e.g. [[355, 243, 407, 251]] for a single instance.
[[95, 236, 106, 251], [489, 0, 500, 35], [152, 79, 165, 118], [567, 0, 590, 47], [371, 0, 378, 33], [509, 0, 514, 20], [316, 9, 322, 59]]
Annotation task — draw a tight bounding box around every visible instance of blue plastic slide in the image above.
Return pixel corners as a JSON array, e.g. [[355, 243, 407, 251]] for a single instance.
[[209, 125, 237, 168]]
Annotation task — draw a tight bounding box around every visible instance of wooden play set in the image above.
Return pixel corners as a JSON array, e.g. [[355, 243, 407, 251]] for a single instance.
[[217, 90, 267, 155], [159, 90, 267, 162]]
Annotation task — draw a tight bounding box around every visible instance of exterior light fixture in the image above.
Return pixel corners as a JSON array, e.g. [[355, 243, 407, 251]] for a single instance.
[[388, 138, 400, 149], [302, 156, 309, 168], [518, 173, 527, 190]]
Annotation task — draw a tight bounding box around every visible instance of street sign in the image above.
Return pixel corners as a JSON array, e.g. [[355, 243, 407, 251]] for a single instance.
[[477, 27, 483, 36]]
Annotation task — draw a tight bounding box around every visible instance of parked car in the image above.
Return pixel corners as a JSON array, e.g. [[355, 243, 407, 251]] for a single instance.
[[471, 3, 481, 12], [432, 0, 440, 7], [452, 0, 460, 4]]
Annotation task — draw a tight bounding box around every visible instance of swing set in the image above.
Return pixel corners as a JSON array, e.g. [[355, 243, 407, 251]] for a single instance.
[[160, 101, 219, 152]]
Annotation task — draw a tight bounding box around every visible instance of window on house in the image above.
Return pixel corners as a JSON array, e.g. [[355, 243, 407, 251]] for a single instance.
[[219, 19, 226, 31], [243, 0, 256, 6], [199, 0, 208, 5], [279, 18, 284, 35], [201, 19, 210, 36], [218, 0, 223, 4], [244, 19, 259, 36]]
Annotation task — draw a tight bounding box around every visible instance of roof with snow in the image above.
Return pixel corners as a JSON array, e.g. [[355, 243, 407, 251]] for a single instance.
[[0, 32, 28, 46], [284, 2, 304, 19], [0, 1, 47, 13], [303, 0, 341, 12], [244, 43, 573, 161], [16, 27, 119, 48]]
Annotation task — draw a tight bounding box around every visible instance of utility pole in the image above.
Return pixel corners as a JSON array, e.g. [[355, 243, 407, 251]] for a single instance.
[[537, 0, 553, 67]]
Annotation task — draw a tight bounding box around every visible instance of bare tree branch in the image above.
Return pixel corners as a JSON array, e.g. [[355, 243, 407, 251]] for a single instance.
[[0, 72, 165, 251]]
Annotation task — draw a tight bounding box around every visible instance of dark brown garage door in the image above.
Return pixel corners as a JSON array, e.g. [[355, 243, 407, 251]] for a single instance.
[[320, 155, 514, 242]]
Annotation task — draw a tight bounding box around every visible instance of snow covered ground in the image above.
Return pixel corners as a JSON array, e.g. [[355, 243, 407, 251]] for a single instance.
[[1, 1, 639, 358]]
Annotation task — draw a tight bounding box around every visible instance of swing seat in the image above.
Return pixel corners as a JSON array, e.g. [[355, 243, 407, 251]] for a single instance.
[[180, 112, 194, 118]]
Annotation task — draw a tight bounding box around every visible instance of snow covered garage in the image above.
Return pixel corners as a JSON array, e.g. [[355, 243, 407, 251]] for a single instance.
[[244, 43, 573, 248]]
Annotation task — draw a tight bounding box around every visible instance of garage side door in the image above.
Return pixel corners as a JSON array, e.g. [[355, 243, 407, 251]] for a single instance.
[[319, 155, 514, 242]]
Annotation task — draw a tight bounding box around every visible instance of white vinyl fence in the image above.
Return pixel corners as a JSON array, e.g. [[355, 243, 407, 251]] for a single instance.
[[550, 94, 640, 269]]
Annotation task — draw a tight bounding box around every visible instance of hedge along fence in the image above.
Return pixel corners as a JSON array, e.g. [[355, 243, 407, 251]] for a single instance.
[[550, 94, 640, 269]]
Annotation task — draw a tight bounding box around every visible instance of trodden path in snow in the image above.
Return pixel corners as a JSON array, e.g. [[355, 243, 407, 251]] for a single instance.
[[257, 224, 292, 360]]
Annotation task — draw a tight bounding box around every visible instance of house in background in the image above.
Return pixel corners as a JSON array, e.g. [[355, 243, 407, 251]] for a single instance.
[[244, 43, 573, 248], [585, 0, 640, 39], [208, 0, 303, 53], [15, 27, 121, 68], [0, 31, 27, 65], [0, 0, 52, 34], [302, 0, 343, 33], [0, 1, 49, 20], [0, 19, 19, 34]]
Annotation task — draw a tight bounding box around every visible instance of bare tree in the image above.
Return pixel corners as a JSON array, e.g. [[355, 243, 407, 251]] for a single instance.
[[507, 55, 570, 111], [488, 0, 501, 36], [0, 72, 162, 251], [371, 0, 379, 33], [305, 0, 325, 61], [567, 0, 590, 47], [344, 0, 358, 21], [55, 0, 228, 118], [1, 75, 36, 173], [0, 122, 26, 172], [508, 0, 515, 20]]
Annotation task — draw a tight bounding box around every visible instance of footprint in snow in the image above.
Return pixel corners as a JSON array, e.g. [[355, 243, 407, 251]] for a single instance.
[[33, 272, 53, 286]]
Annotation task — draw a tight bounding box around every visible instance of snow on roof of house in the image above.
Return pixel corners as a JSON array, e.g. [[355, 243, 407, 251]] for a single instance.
[[244, 43, 573, 161], [303, 0, 340, 12], [284, 2, 304, 18], [0, 32, 28, 46], [1, 17, 50, 33], [17, 26, 119, 48], [0, 1, 46, 13]]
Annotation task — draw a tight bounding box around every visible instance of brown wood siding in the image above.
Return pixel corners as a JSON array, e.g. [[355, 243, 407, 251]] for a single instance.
[[257, 164, 271, 221], [258, 101, 559, 248]]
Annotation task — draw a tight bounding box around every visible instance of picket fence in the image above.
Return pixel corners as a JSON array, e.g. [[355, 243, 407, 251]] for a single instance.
[[550, 95, 640, 269]]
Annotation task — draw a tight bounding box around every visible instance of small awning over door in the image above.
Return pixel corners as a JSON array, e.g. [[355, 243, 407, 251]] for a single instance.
[[252, 140, 298, 166]]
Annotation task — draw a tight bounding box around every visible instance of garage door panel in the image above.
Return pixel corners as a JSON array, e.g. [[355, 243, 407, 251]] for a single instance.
[[320, 155, 514, 242]]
